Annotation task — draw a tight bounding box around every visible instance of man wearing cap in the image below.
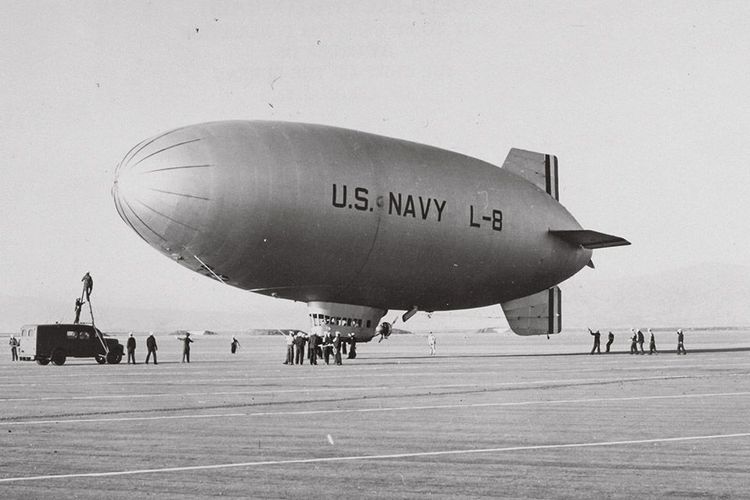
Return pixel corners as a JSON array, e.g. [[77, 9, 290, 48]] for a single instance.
[[347, 333, 357, 359], [637, 329, 645, 354], [126, 333, 137, 364], [322, 331, 333, 364], [81, 272, 93, 301], [605, 331, 615, 353], [333, 331, 343, 365], [294, 333, 306, 365], [648, 329, 657, 354], [145, 332, 158, 364], [676, 329, 686, 355], [284, 332, 294, 365], [308, 332, 318, 365], [588, 328, 601, 354], [9, 334, 18, 361], [181, 332, 194, 363]]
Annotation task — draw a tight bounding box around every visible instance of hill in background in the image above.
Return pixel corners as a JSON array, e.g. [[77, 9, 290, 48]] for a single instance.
[[2, 262, 748, 333]]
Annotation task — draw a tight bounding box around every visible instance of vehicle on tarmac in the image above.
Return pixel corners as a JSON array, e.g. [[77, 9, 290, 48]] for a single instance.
[[17, 323, 124, 365]]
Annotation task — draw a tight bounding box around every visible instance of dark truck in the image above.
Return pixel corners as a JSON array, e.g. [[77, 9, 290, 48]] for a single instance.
[[17, 323, 124, 365]]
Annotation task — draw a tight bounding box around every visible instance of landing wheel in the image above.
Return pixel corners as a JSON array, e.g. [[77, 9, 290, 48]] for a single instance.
[[36, 357, 50, 366], [106, 352, 122, 364], [51, 351, 66, 366], [95, 354, 106, 364]]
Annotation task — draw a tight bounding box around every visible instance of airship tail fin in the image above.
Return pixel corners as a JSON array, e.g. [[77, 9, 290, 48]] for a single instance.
[[501, 286, 561, 336], [550, 230, 631, 249], [502, 148, 559, 200]]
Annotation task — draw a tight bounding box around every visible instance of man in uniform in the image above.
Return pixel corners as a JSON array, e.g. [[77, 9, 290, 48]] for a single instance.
[[126, 333, 137, 364], [74, 298, 84, 324], [347, 333, 357, 359], [322, 331, 333, 364], [588, 328, 601, 354], [648, 328, 657, 354], [9, 334, 18, 361], [427, 332, 436, 355], [333, 331, 343, 365], [145, 332, 158, 364], [231, 336, 240, 354], [676, 329, 687, 355], [294, 333, 306, 365], [181, 332, 194, 363], [81, 272, 93, 301], [284, 332, 294, 365], [308, 332, 318, 365], [637, 329, 645, 354], [629, 328, 638, 354], [605, 331, 615, 353]]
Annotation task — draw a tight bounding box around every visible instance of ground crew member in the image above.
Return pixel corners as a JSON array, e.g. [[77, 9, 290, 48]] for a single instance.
[[284, 332, 294, 365], [231, 336, 240, 354], [81, 272, 93, 301], [333, 331, 342, 365], [637, 329, 645, 354], [9, 334, 18, 361], [605, 331, 614, 353], [347, 333, 357, 359], [629, 329, 638, 354], [180, 332, 194, 362], [145, 332, 158, 364], [648, 329, 657, 354], [676, 329, 687, 355], [308, 333, 318, 365], [588, 328, 601, 354], [74, 298, 84, 324], [294, 333, 306, 365], [427, 332, 436, 355], [322, 331, 332, 364], [127, 333, 136, 364]]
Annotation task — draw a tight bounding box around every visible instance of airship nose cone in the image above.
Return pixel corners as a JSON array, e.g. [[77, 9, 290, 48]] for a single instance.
[[112, 127, 212, 254]]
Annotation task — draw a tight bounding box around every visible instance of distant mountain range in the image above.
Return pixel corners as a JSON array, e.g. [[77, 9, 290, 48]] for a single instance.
[[2, 263, 748, 333]]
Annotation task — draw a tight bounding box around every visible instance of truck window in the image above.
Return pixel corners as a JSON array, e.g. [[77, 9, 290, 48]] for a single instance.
[[79, 331, 91, 340], [67, 330, 77, 339]]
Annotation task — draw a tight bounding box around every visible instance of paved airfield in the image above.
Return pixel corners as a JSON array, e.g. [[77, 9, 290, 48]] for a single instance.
[[1, 329, 749, 499]]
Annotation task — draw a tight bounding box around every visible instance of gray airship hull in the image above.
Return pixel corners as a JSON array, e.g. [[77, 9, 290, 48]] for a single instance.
[[114, 121, 591, 313]]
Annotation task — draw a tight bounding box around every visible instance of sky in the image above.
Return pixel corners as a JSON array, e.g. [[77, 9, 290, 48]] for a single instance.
[[1, 1, 749, 330]]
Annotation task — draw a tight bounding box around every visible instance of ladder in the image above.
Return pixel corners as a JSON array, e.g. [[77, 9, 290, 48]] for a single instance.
[[80, 282, 109, 356]]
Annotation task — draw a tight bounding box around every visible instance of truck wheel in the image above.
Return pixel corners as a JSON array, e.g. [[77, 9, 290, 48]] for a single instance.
[[95, 354, 106, 364], [51, 351, 66, 366], [36, 357, 50, 366], [107, 352, 122, 364]]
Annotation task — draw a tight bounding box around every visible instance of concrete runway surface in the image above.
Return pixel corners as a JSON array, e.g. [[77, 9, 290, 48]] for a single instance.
[[1, 328, 749, 499]]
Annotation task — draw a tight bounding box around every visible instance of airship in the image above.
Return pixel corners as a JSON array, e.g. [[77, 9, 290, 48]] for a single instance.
[[113, 121, 628, 341]]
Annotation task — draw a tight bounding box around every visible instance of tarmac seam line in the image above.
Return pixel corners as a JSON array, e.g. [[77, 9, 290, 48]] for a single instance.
[[1, 432, 750, 483]]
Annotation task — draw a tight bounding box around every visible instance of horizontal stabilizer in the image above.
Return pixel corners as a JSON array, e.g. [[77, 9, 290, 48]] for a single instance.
[[550, 230, 630, 249], [501, 287, 561, 336], [502, 148, 559, 200]]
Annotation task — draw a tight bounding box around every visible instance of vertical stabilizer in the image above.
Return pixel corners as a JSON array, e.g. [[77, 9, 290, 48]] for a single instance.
[[502, 148, 559, 200], [501, 287, 561, 336]]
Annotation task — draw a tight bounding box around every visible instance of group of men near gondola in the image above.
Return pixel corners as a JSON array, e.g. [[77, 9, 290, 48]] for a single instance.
[[588, 327, 687, 355], [283, 330, 356, 366]]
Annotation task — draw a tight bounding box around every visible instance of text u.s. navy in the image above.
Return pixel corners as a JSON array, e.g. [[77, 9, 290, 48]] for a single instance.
[[331, 184, 502, 231]]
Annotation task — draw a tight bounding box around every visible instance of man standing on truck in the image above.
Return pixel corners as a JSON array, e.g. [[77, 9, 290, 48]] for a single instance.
[[127, 333, 137, 364], [81, 272, 93, 301], [145, 332, 158, 364], [73, 298, 84, 324]]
